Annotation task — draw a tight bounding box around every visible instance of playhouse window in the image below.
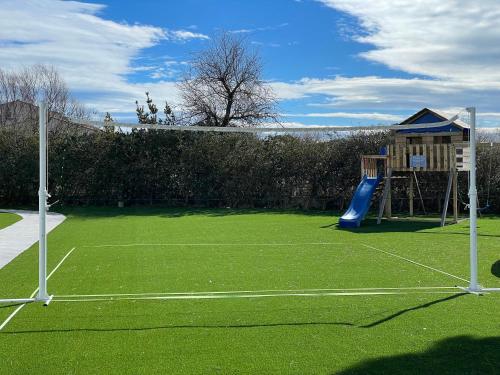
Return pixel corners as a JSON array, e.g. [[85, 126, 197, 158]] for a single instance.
[[406, 137, 422, 144], [463, 129, 470, 141], [435, 136, 451, 144]]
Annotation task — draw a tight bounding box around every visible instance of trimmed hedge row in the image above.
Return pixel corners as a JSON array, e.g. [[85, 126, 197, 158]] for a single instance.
[[0, 129, 497, 213]]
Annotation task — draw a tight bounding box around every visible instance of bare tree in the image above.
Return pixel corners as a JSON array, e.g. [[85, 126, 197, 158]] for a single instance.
[[0, 64, 90, 134], [178, 33, 277, 127]]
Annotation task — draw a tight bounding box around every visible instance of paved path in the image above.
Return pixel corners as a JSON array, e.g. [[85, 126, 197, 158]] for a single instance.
[[0, 210, 66, 269]]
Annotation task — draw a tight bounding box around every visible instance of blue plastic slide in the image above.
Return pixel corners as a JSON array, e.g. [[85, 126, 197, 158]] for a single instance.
[[339, 175, 381, 228]]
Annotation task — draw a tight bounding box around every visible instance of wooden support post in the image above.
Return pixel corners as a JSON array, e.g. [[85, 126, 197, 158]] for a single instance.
[[377, 169, 392, 224], [385, 168, 392, 218], [452, 169, 458, 223], [409, 173, 414, 216], [413, 170, 426, 215]]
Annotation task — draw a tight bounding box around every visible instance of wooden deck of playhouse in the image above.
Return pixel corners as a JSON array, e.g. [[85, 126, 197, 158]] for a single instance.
[[362, 143, 469, 175], [388, 143, 469, 172]]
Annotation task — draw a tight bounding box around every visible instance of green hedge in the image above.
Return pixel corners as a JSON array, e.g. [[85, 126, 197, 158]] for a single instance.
[[0, 129, 497, 213]]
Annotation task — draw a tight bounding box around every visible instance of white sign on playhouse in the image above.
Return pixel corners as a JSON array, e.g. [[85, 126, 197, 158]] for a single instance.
[[410, 155, 427, 168]]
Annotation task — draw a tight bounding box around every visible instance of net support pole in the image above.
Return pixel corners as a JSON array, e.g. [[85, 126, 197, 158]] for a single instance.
[[37, 102, 49, 302], [466, 107, 479, 292]]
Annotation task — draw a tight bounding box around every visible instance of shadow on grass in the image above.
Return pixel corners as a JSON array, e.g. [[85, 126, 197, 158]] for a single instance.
[[334, 335, 500, 375], [1, 321, 355, 335], [492, 260, 500, 278], [336, 219, 440, 234], [360, 293, 466, 328], [0, 302, 25, 309], [1, 293, 468, 335], [335, 217, 500, 237], [57, 206, 340, 220], [419, 231, 500, 239]]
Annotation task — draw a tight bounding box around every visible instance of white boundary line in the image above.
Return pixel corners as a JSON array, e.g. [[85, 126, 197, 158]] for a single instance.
[[481, 288, 500, 292], [0, 247, 76, 331], [361, 244, 469, 283], [83, 242, 344, 248], [56, 286, 460, 298], [53, 289, 463, 302], [46, 247, 76, 280]]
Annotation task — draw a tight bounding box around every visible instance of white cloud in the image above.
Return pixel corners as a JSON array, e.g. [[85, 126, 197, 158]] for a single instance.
[[480, 112, 500, 119], [0, 0, 206, 114], [231, 23, 289, 34], [284, 112, 403, 122], [2, 0, 499, 127], [271, 74, 500, 117], [132, 66, 157, 72], [267, 0, 493, 126], [251, 41, 281, 48], [318, 0, 500, 84], [167, 30, 210, 41], [272, 76, 466, 105], [83, 81, 180, 114]]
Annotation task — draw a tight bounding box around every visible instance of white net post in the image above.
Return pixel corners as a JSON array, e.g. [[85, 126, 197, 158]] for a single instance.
[[37, 102, 49, 302], [466, 107, 479, 292]]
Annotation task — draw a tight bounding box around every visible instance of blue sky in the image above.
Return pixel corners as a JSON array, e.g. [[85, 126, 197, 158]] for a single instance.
[[2, 0, 500, 127]]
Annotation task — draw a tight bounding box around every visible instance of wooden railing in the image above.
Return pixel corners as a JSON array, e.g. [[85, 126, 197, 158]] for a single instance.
[[387, 143, 467, 172], [361, 143, 469, 177], [361, 155, 388, 178]]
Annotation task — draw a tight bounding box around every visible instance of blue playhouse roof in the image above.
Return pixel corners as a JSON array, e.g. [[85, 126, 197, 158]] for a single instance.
[[396, 108, 470, 135]]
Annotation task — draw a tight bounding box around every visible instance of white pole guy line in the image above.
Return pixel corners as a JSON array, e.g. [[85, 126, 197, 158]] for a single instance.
[[361, 244, 469, 283], [37, 102, 49, 302]]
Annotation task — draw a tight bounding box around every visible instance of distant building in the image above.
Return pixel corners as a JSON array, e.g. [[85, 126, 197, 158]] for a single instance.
[[0, 100, 100, 135]]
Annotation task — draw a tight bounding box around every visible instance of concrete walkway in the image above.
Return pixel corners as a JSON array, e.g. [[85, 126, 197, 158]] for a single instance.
[[0, 210, 66, 269]]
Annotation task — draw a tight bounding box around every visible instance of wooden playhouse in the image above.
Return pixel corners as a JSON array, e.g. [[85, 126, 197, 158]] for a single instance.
[[360, 108, 470, 226]]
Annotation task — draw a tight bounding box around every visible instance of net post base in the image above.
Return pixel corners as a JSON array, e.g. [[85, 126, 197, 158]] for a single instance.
[[43, 295, 54, 306], [457, 286, 483, 295]]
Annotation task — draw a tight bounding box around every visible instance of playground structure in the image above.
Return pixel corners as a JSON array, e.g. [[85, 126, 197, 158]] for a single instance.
[[339, 108, 470, 228]]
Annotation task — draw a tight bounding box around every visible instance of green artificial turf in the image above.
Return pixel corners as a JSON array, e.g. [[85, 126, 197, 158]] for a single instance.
[[0, 212, 21, 230], [0, 208, 499, 374]]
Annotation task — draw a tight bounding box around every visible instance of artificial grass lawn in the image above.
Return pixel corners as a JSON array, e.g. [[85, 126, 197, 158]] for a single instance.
[[0, 212, 21, 230], [0, 208, 499, 374]]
